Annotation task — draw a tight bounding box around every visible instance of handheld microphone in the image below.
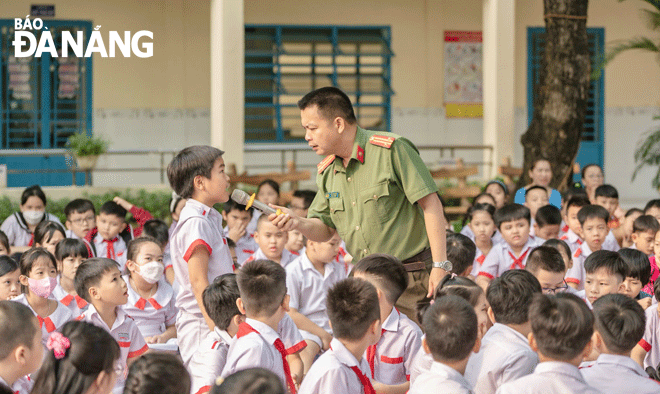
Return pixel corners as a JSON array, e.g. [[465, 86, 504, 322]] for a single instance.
[[231, 189, 282, 216]]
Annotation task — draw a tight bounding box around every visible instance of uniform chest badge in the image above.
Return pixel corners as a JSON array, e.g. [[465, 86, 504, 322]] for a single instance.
[[325, 192, 340, 199]]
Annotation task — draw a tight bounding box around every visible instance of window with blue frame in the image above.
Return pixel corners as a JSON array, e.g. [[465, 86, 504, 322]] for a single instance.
[[0, 20, 93, 187], [244, 25, 394, 143], [527, 27, 605, 176]]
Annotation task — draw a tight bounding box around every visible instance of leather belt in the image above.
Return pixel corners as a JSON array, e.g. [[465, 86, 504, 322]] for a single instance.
[[401, 248, 432, 272]]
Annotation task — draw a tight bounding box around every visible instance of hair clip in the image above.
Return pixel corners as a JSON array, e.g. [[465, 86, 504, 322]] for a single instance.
[[429, 299, 435, 305], [46, 332, 71, 360], [450, 272, 458, 279]]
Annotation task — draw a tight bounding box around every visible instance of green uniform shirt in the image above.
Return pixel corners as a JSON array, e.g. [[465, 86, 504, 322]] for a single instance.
[[308, 127, 439, 262]]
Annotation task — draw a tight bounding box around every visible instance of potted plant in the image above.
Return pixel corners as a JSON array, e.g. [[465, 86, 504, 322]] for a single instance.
[[66, 132, 109, 170]]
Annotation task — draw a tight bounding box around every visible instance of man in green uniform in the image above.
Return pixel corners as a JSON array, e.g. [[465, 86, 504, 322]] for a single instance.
[[270, 87, 450, 323]]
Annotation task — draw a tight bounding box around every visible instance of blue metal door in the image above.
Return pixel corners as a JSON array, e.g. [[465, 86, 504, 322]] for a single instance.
[[0, 20, 93, 187], [527, 27, 605, 182]]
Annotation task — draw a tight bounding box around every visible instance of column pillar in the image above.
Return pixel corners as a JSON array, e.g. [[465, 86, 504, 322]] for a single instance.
[[482, 0, 516, 178], [210, 0, 245, 171]]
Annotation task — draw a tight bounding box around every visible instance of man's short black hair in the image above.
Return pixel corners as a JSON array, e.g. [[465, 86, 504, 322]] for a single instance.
[[486, 270, 542, 325], [525, 246, 566, 274], [525, 185, 548, 198], [577, 205, 609, 226], [632, 215, 660, 234], [99, 201, 127, 221], [644, 199, 660, 213], [584, 250, 629, 281], [297, 87, 357, 124], [423, 295, 478, 362], [203, 274, 241, 330], [64, 199, 96, 219], [595, 184, 618, 199], [167, 145, 225, 199], [446, 233, 477, 276], [326, 278, 380, 341], [592, 294, 646, 354], [617, 248, 651, 285], [237, 260, 287, 317], [223, 199, 253, 217], [74, 258, 120, 303], [494, 204, 531, 229], [530, 293, 594, 361], [353, 254, 408, 304], [292, 190, 316, 210], [142, 219, 170, 247], [535, 205, 562, 227]]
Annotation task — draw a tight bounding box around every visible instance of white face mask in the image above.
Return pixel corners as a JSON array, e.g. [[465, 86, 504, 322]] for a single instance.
[[138, 261, 164, 284], [23, 210, 45, 225]]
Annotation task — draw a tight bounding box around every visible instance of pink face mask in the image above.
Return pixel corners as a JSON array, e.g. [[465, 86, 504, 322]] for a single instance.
[[27, 277, 58, 298]]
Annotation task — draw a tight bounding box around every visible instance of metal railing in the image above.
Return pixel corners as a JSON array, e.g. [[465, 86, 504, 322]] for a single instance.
[[0, 144, 494, 187]]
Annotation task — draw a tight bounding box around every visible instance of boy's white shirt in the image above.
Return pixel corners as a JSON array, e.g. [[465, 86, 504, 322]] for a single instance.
[[299, 337, 371, 394], [581, 353, 660, 394], [409, 361, 473, 394], [242, 247, 296, 268], [477, 236, 541, 279], [640, 304, 660, 369], [465, 323, 538, 394], [285, 251, 347, 333], [189, 327, 233, 394], [495, 361, 602, 394], [222, 225, 258, 266], [565, 241, 594, 291]]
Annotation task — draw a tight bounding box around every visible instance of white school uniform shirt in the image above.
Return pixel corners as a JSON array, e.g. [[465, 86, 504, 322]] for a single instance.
[[189, 327, 233, 394], [92, 233, 128, 270], [242, 247, 297, 268], [410, 361, 474, 394], [581, 354, 660, 394], [639, 304, 660, 369], [477, 236, 541, 279], [299, 338, 372, 394], [495, 361, 602, 394], [465, 323, 538, 394], [286, 251, 347, 335], [78, 304, 148, 394], [366, 307, 422, 385], [52, 280, 88, 317], [223, 225, 258, 267], [221, 318, 289, 388], [0, 372, 32, 394], [171, 199, 233, 316], [560, 228, 619, 253], [122, 275, 178, 338], [470, 249, 487, 278], [565, 241, 594, 291], [0, 212, 61, 247], [12, 294, 72, 347]]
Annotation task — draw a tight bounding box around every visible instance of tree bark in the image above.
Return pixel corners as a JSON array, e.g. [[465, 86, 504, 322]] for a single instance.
[[516, 0, 590, 193]]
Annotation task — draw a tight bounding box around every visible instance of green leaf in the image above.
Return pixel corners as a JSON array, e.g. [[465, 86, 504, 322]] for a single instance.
[[66, 133, 109, 157], [593, 37, 660, 79]]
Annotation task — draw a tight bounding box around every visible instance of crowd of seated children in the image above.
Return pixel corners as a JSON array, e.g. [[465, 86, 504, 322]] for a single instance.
[[10, 152, 660, 393]]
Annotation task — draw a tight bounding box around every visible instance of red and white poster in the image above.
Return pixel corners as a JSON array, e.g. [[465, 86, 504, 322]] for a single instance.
[[444, 31, 483, 118]]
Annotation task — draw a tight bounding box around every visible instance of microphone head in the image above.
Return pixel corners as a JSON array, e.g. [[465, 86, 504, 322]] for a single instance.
[[231, 189, 251, 205]]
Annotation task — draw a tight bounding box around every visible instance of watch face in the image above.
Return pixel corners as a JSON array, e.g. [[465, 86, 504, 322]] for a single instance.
[[444, 261, 453, 272]]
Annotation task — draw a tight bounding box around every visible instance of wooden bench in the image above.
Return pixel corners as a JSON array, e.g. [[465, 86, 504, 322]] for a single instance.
[[227, 161, 310, 206], [431, 158, 481, 216], [498, 157, 522, 194]]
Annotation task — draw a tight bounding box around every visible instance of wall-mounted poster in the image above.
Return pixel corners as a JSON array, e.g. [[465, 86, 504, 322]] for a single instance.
[[444, 31, 482, 118]]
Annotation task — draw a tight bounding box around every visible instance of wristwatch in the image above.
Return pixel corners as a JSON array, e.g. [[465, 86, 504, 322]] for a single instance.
[[432, 260, 453, 272]]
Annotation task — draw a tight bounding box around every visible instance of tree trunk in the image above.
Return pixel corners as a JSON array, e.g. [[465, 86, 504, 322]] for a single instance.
[[516, 0, 590, 193]]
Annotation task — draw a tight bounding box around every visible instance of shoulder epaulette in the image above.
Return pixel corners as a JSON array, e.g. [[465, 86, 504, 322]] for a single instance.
[[369, 135, 396, 149], [317, 155, 336, 173]]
